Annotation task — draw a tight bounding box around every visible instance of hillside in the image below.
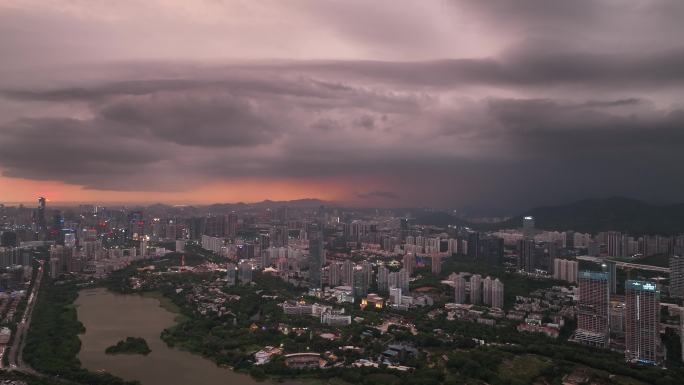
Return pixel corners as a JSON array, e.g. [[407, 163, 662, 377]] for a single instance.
[[413, 197, 684, 235], [496, 197, 684, 235]]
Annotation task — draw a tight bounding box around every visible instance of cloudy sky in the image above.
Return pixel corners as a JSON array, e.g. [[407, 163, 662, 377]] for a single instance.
[[1, 0, 683, 211]]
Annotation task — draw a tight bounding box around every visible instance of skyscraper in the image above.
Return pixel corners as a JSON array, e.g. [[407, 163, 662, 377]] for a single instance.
[[0, 231, 18, 248], [139, 238, 148, 258], [607, 231, 623, 258], [431, 254, 442, 275], [553, 259, 579, 284], [576, 271, 610, 348], [522, 216, 535, 238], [482, 276, 493, 305], [330, 261, 343, 287], [625, 280, 660, 364], [226, 262, 237, 286], [205, 215, 225, 237], [308, 233, 324, 289], [519, 239, 535, 273], [470, 274, 482, 304], [491, 278, 504, 309], [669, 256, 684, 298], [467, 232, 480, 258], [389, 268, 410, 293], [377, 264, 389, 293], [453, 274, 466, 304], [35, 196, 47, 235], [403, 253, 415, 276], [604, 260, 617, 294], [342, 259, 354, 286], [353, 267, 368, 297], [238, 261, 253, 284], [226, 212, 238, 237]]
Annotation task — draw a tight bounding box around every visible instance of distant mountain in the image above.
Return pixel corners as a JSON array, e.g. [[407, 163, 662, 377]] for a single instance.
[[499, 197, 684, 235], [250, 198, 329, 208], [206, 198, 328, 211], [413, 211, 470, 227], [413, 197, 684, 235]]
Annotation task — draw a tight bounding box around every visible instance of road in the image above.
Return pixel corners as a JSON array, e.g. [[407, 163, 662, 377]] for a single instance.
[[6, 259, 44, 374], [576, 255, 671, 274]]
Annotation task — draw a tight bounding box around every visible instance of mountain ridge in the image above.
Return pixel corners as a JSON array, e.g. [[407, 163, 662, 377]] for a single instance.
[[415, 197, 684, 235]]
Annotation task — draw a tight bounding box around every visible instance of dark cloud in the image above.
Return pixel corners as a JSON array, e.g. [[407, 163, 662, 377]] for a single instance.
[[2, 1, 684, 209], [310, 118, 340, 131], [355, 115, 375, 130], [99, 93, 280, 147], [271, 48, 684, 90], [0, 118, 185, 190], [2, 66, 684, 208]]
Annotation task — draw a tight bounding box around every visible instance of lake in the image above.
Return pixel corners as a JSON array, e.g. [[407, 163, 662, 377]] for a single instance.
[[76, 287, 288, 385]]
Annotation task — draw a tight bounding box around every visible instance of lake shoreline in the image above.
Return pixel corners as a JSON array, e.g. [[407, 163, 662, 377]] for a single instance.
[[76, 287, 275, 385]]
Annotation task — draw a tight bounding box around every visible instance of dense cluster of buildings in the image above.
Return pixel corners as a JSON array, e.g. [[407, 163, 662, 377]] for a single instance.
[[4, 199, 684, 368], [450, 273, 504, 309], [573, 269, 664, 365]]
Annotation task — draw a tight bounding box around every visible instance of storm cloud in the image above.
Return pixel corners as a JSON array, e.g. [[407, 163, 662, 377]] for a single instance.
[[1, 1, 684, 210]]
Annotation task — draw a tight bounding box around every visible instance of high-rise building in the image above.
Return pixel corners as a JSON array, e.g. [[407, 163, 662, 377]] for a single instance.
[[491, 278, 504, 309], [308, 234, 324, 289], [37, 196, 46, 229], [607, 231, 622, 258], [330, 261, 343, 287], [610, 302, 626, 337], [625, 280, 660, 364], [188, 217, 206, 240], [564, 231, 575, 249], [377, 265, 389, 293], [389, 287, 402, 305], [226, 212, 238, 237], [669, 256, 684, 298], [553, 259, 579, 284], [453, 274, 466, 304], [0, 231, 18, 248], [271, 225, 289, 247], [389, 268, 410, 293], [64, 232, 76, 248], [470, 274, 482, 304], [447, 238, 459, 255], [482, 276, 493, 305], [139, 238, 148, 258], [681, 308, 684, 364], [205, 215, 225, 237], [522, 216, 535, 238], [353, 267, 368, 297], [226, 263, 237, 286], [342, 260, 354, 286], [360, 261, 372, 287], [175, 240, 185, 253], [403, 253, 415, 276], [480, 236, 504, 265], [576, 271, 610, 348], [467, 232, 480, 258], [546, 241, 558, 274], [238, 261, 253, 284], [604, 260, 617, 294], [431, 254, 442, 275], [519, 239, 535, 273]]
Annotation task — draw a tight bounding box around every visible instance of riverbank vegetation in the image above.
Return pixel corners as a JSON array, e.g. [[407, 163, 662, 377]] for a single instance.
[[90, 252, 684, 385], [105, 337, 151, 356], [23, 277, 139, 385]]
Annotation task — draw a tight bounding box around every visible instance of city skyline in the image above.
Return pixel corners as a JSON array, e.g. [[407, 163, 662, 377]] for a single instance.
[[4, 2, 684, 385], [2, 1, 684, 210]]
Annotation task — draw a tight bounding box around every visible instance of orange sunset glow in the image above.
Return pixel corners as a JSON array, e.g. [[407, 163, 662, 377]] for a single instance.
[[0, 173, 351, 204]]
